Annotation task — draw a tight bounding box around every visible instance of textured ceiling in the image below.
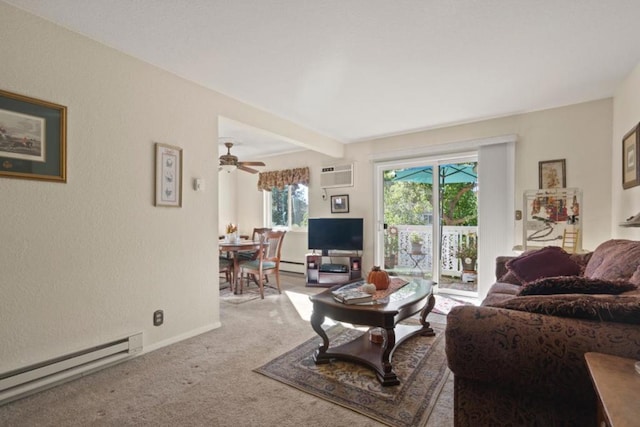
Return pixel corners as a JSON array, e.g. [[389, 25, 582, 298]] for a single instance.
[[5, 0, 640, 157]]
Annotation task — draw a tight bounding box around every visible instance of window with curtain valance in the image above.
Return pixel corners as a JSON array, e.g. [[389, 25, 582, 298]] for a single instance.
[[257, 167, 310, 191]]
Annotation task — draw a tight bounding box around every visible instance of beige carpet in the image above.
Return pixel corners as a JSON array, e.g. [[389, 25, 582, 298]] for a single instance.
[[0, 273, 453, 426], [255, 322, 449, 427]]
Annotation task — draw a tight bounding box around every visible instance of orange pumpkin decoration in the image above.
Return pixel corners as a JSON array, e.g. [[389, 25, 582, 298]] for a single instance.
[[367, 266, 390, 290]]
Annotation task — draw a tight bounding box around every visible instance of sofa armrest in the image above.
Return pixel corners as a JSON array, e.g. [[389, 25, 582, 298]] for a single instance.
[[445, 305, 640, 402]]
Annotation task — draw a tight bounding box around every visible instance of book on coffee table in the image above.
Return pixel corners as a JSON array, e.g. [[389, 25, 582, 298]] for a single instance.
[[331, 281, 373, 304], [332, 290, 373, 304]]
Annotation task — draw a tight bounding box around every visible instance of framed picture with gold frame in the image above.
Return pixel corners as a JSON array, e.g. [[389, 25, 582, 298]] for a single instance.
[[622, 123, 640, 189], [0, 89, 67, 182], [154, 143, 182, 207]]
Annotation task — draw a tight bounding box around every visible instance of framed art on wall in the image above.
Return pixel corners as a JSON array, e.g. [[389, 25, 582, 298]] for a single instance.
[[0, 89, 67, 182], [154, 143, 182, 207], [622, 123, 640, 189], [331, 194, 349, 213], [538, 159, 566, 189]]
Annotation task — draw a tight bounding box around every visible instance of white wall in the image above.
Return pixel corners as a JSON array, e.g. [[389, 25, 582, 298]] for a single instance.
[[612, 63, 640, 240], [0, 3, 341, 372], [218, 169, 237, 236], [231, 99, 614, 285], [0, 4, 218, 370], [361, 99, 613, 254], [234, 170, 264, 236]]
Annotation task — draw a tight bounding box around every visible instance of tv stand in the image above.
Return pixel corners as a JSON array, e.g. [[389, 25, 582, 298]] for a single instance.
[[306, 252, 362, 287]]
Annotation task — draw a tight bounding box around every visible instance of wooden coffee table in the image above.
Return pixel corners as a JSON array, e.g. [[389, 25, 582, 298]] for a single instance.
[[309, 278, 435, 386]]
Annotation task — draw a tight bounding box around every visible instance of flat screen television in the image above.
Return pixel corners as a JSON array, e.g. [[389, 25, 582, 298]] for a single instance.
[[308, 218, 363, 255]]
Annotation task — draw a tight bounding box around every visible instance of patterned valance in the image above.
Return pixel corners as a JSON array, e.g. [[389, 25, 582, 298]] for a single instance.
[[257, 167, 310, 191]]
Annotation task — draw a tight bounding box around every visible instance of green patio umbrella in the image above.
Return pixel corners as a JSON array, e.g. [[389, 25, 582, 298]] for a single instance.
[[391, 163, 477, 185]]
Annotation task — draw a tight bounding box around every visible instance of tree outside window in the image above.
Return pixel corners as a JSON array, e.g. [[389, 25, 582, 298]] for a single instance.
[[383, 167, 477, 227], [269, 184, 308, 229]]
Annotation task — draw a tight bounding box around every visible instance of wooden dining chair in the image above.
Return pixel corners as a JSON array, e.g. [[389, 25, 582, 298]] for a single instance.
[[238, 230, 286, 298], [238, 227, 271, 258], [239, 227, 273, 284], [252, 227, 272, 240], [219, 256, 233, 289]]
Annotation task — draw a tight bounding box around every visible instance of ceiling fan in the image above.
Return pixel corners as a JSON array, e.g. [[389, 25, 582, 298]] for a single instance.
[[218, 142, 265, 174]]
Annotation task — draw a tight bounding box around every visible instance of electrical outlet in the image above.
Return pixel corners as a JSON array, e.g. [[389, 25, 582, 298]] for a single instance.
[[153, 310, 164, 326]]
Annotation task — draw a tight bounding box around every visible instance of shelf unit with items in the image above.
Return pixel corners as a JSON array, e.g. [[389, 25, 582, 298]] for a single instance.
[[305, 252, 362, 287], [523, 188, 583, 253]]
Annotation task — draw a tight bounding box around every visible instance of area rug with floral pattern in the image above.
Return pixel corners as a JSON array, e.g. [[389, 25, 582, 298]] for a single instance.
[[254, 321, 448, 427]]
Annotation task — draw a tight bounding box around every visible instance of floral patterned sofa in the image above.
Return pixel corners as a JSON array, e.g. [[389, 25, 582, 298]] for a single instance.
[[445, 239, 640, 427]]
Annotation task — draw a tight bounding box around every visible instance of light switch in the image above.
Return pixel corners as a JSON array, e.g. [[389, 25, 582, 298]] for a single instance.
[[193, 178, 204, 191]]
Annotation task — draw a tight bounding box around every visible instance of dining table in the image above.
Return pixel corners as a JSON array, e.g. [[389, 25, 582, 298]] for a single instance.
[[219, 239, 261, 294]]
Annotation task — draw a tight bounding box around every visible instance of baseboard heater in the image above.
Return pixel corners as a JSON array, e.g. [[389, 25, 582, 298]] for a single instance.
[[279, 260, 305, 274], [0, 332, 143, 405]]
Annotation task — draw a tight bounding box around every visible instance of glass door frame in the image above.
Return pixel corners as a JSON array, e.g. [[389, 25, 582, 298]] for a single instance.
[[373, 152, 478, 295], [374, 157, 441, 284]]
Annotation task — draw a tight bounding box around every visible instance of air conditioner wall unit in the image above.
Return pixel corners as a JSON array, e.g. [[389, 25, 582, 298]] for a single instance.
[[320, 164, 354, 188]]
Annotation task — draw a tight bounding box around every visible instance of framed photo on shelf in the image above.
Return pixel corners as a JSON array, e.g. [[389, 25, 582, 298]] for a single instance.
[[0, 89, 67, 182], [622, 123, 640, 189], [154, 143, 182, 207], [538, 159, 566, 189], [331, 194, 349, 213]]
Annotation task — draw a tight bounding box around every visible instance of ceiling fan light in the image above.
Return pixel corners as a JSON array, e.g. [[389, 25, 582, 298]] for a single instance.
[[220, 164, 236, 173]]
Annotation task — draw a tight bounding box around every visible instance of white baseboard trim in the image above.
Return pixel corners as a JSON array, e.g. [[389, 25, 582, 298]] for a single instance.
[[142, 322, 221, 354], [280, 260, 305, 274]]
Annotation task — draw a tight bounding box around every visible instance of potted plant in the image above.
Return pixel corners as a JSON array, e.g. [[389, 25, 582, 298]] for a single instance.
[[410, 233, 423, 254], [456, 239, 477, 271]]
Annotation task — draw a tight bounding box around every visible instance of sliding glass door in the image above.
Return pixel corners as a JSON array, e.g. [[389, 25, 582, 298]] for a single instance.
[[375, 156, 479, 296], [436, 161, 478, 294], [380, 164, 437, 281]]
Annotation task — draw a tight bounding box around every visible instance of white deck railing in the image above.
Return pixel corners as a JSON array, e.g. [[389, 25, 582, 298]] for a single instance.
[[390, 225, 477, 276]]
